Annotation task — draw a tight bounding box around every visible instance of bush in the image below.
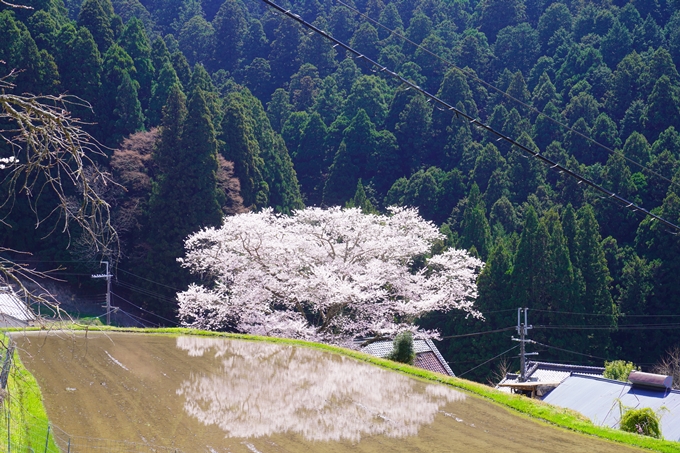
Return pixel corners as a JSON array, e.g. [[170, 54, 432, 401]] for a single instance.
[[387, 331, 416, 365], [604, 360, 639, 381], [620, 408, 662, 438]]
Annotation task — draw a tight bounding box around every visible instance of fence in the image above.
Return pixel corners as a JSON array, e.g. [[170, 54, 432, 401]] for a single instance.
[[4, 419, 186, 453]]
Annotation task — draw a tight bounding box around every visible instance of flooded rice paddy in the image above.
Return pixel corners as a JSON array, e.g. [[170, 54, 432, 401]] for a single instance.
[[14, 332, 641, 452]]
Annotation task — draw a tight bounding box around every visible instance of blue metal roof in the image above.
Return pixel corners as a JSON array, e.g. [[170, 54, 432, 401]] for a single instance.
[[542, 374, 680, 441]]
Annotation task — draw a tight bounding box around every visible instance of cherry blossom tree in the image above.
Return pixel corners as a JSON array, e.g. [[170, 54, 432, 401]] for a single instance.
[[178, 207, 483, 343]]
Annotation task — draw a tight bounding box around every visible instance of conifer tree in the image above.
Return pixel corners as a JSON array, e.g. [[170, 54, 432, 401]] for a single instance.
[[211, 0, 247, 72], [575, 204, 616, 356], [323, 109, 378, 206], [220, 94, 268, 209], [147, 61, 181, 126], [459, 184, 491, 260], [144, 84, 223, 317], [77, 0, 114, 52], [294, 112, 328, 206], [119, 17, 154, 111]]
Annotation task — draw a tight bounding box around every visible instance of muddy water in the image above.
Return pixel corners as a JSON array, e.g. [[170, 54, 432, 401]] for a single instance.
[[15, 332, 640, 453]]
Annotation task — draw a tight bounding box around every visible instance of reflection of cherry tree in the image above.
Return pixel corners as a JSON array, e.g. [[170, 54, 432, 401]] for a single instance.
[[178, 207, 483, 342], [175, 336, 465, 442]]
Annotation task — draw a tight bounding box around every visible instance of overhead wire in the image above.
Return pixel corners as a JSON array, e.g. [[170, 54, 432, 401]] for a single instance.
[[330, 0, 679, 193], [437, 325, 516, 339], [456, 345, 519, 377], [110, 291, 179, 326], [260, 0, 680, 233]]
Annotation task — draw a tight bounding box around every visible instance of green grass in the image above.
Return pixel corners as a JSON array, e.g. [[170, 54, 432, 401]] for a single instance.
[[8, 325, 680, 452], [0, 333, 61, 452]]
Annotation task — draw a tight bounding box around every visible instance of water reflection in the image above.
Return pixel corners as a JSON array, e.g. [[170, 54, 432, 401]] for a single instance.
[[175, 336, 464, 442]]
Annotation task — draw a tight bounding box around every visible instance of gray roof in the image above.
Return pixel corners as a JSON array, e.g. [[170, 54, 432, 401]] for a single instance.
[[542, 374, 680, 441], [359, 338, 455, 376], [0, 287, 35, 324], [498, 361, 605, 389]]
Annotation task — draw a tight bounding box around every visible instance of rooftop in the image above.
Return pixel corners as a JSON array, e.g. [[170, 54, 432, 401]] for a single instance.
[[542, 374, 680, 441], [359, 338, 455, 376], [0, 287, 35, 325]]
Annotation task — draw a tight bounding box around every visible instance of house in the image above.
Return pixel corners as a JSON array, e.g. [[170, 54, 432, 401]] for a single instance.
[[497, 361, 605, 398], [358, 338, 455, 376], [0, 286, 36, 327], [542, 372, 680, 441]]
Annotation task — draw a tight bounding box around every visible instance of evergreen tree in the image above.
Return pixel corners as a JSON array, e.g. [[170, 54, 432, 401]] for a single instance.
[[575, 204, 616, 356], [643, 76, 680, 141], [119, 17, 154, 111], [324, 109, 379, 206], [54, 24, 102, 120], [112, 70, 144, 142], [294, 112, 328, 206], [459, 184, 491, 260], [147, 61, 181, 126], [144, 84, 223, 318], [77, 0, 114, 52], [220, 94, 268, 209], [211, 0, 247, 72]]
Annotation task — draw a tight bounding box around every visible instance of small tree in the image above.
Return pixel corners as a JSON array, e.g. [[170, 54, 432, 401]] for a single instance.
[[604, 360, 639, 382], [620, 408, 662, 438], [603, 360, 640, 382], [387, 331, 416, 365]]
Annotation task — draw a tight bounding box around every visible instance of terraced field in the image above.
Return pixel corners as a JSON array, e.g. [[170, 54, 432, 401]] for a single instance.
[[15, 331, 642, 452]]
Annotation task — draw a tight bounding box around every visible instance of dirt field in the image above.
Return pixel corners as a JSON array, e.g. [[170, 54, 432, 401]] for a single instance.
[[14, 331, 644, 453]]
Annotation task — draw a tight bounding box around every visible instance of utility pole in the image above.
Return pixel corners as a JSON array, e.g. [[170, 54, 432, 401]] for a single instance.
[[512, 307, 538, 382], [92, 261, 114, 325]]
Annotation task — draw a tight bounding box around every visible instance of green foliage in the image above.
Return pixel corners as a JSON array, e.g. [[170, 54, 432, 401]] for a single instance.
[[603, 360, 639, 382], [620, 408, 661, 439], [387, 331, 416, 365]]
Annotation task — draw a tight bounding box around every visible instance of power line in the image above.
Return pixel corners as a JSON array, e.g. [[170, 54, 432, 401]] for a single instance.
[[456, 345, 519, 378], [530, 308, 680, 318], [331, 0, 678, 193], [531, 340, 609, 362], [534, 323, 680, 330], [111, 291, 179, 326], [261, 0, 680, 233], [438, 326, 516, 339], [115, 268, 182, 292]]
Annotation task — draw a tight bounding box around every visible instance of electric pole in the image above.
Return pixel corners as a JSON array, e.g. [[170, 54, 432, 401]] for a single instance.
[[92, 261, 114, 325], [512, 307, 538, 382]]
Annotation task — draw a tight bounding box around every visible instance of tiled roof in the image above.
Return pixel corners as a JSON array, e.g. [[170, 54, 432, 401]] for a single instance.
[[414, 351, 449, 375], [543, 374, 680, 441], [359, 338, 455, 377], [0, 288, 35, 324]]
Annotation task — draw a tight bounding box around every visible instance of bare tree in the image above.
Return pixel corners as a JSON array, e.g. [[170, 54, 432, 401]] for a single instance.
[[0, 70, 117, 319], [652, 346, 680, 390]]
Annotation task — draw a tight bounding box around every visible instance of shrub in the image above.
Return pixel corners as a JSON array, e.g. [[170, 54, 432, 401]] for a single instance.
[[387, 331, 416, 365], [604, 360, 639, 381], [620, 408, 662, 438]]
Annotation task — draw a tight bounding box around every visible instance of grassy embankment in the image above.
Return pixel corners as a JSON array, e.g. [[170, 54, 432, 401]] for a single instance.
[[0, 332, 60, 452], [8, 325, 680, 453]]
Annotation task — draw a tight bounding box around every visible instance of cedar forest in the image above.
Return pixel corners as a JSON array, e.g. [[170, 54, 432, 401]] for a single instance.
[[2, 0, 680, 382]]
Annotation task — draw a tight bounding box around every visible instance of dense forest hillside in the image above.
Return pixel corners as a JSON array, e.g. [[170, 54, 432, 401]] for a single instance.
[[3, 0, 680, 381]]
